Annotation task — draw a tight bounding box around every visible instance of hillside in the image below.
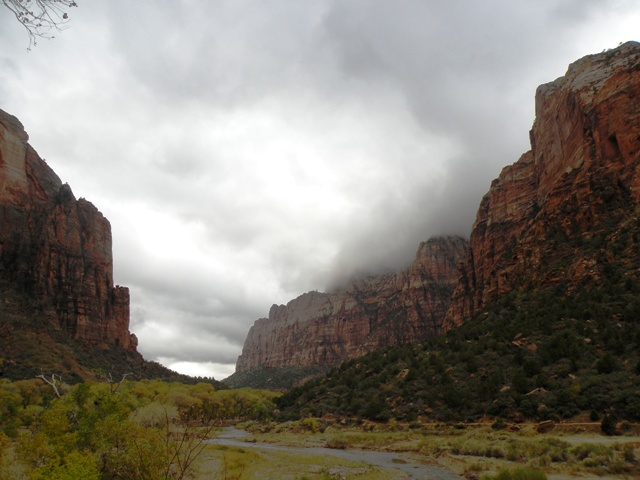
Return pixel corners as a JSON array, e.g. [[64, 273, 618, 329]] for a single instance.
[[276, 284, 640, 422]]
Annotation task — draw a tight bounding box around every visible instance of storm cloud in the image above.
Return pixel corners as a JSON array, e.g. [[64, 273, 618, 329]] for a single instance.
[[1, 1, 638, 379]]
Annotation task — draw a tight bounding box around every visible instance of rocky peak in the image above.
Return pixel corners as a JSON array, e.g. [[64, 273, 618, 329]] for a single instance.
[[444, 41, 640, 328], [0, 108, 137, 351], [235, 235, 468, 372]]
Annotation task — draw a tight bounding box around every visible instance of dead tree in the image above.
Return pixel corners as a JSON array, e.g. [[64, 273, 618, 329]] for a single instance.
[[36, 373, 62, 398]]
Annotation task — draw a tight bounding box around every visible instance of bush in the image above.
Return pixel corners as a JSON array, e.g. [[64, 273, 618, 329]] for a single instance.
[[31, 450, 101, 480], [325, 437, 349, 450], [572, 443, 609, 461], [622, 443, 636, 463], [301, 417, 318, 433], [601, 413, 618, 436], [596, 354, 619, 374], [491, 418, 507, 430]]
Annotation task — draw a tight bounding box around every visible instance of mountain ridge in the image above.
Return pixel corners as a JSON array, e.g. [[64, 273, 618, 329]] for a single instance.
[[232, 235, 468, 378]]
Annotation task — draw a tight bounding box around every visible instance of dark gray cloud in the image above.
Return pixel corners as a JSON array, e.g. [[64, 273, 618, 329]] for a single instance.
[[1, 0, 638, 378]]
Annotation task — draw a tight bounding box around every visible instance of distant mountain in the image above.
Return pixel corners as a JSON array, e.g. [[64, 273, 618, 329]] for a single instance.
[[226, 235, 467, 388]]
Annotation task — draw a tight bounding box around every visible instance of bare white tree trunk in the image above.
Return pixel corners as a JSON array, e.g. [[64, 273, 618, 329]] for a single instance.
[[36, 373, 61, 398]]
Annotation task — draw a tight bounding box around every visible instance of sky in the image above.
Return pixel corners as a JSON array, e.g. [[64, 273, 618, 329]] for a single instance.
[[1, 1, 638, 380]]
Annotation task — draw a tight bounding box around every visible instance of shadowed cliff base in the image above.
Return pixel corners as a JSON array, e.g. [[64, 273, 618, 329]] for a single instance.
[[0, 278, 225, 386]]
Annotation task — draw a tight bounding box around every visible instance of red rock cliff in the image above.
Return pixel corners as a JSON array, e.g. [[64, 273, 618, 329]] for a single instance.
[[444, 41, 640, 328], [236, 236, 467, 371], [0, 108, 137, 351]]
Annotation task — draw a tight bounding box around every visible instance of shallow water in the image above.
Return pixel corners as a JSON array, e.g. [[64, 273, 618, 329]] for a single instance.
[[207, 426, 462, 479]]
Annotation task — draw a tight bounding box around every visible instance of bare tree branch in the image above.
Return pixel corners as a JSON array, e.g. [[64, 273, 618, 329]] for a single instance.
[[36, 373, 62, 398], [2, 0, 78, 49], [97, 370, 133, 394]]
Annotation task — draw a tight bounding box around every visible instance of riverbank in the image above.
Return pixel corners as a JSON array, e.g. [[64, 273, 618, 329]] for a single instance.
[[207, 426, 462, 479], [222, 420, 640, 479]]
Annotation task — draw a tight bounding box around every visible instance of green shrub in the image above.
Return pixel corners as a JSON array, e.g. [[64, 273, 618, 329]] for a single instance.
[[325, 437, 349, 450], [596, 354, 620, 374], [618, 420, 633, 433], [2, 423, 18, 439], [491, 418, 507, 430], [301, 417, 318, 433], [31, 450, 100, 480], [571, 443, 615, 469], [601, 413, 618, 436]]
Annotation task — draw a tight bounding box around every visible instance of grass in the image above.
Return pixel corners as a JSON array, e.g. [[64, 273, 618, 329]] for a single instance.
[[482, 468, 548, 480], [196, 444, 402, 479], [417, 424, 640, 478], [232, 420, 640, 479]]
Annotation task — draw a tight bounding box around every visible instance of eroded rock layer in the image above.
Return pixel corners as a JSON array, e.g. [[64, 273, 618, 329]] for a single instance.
[[0, 108, 137, 351], [236, 236, 468, 371], [444, 41, 640, 328]]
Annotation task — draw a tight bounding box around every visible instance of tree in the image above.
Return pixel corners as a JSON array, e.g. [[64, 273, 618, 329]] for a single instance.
[[36, 374, 63, 398], [2, 0, 78, 49], [601, 412, 619, 436]]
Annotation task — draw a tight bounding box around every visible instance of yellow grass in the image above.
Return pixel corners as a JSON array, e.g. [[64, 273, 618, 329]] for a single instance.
[[226, 420, 640, 479], [195, 444, 404, 480]]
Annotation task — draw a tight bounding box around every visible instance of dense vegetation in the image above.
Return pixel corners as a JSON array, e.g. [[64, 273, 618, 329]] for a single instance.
[[0, 378, 277, 479], [223, 365, 330, 390], [276, 284, 640, 424]]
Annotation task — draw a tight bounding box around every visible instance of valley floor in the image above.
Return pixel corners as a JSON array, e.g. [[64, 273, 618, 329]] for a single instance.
[[198, 421, 640, 479]]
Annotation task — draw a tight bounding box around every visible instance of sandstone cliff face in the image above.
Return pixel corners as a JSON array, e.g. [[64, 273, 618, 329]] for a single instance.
[[236, 236, 468, 371], [0, 108, 137, 351], [444, 41, 640, 328]]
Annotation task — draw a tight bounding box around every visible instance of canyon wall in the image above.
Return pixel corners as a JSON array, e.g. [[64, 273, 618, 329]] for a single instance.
[[235, 41, 640, 377], [444, 41, 640, 328], [0, 108, 137, 351], [236, 235, 467, 371]]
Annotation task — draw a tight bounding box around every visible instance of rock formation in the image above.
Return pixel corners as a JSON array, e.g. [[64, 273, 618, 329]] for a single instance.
[[0, 108, 137, 351], [444, 41, 640, 328], [236, 236, 467, 371], [235, 41, 640, 378]]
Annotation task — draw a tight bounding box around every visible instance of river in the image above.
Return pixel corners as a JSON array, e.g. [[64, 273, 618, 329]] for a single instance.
[[207, 426, 463, 479]]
